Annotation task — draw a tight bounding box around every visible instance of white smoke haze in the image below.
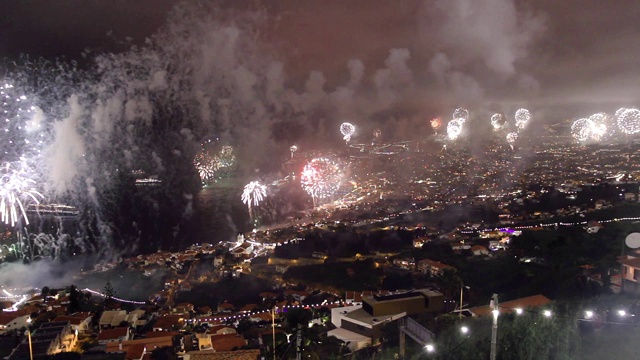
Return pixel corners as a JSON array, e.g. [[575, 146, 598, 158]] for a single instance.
[[422, 0, 546, 107], [4, 0, 632, 269]]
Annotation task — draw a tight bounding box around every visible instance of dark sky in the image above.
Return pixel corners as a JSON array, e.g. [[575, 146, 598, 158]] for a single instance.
[[1, 0, 640, 116]]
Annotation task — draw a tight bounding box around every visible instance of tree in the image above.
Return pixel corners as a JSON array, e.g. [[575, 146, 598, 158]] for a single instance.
[[104, 280, 117, 307], [104, 281, 116, 298], [69, 285, 80, 313], [41, 286, 50, 297]]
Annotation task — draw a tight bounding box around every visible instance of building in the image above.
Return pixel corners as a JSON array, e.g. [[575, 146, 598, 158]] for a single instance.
[[0, 313, 30, 334], [417, 259, 455, 277], [53, 313, 93, 333], [329, 289, 444, 351], [98, 327, 131, 345], [105, 335, 175, 359], [467, 294, 552, 317], [619, 255, 640, 294], [8, 321, 76, 360]]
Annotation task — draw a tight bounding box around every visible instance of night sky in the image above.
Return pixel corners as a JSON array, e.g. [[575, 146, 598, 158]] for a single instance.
[[2, 0, 640, 116]]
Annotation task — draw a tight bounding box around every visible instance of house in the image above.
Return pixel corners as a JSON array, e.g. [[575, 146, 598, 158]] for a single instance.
[[152, 315, 184, 332], [329, 289, 444, 351], [217, 302, 234, 313], [99, 310, 128, 329], [209, 333, 246, 352], [98, 327, 131, 345], [195, 326, 237, 350], [0, 313, 30, 334], [413, 237, 430, 248], [213, 255, 225, 267], [417, 259, 455, 277], [471, 245, 490, 256], [105, 335, 174, 359], [392, 258, 415, 270], [8, 321, 75, 359], [284, 290, 309, 302], [619, 255, 640, 294], [451, 242, 471, 251], [52, 313, 93, 333], [585, 221, 604, 234], [183, 349, 260, 360]]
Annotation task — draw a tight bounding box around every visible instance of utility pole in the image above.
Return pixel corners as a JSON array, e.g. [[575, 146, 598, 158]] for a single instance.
[[272, 307, 276, 360], [490, 294, 499, 360], [295, 323, 303, 360]]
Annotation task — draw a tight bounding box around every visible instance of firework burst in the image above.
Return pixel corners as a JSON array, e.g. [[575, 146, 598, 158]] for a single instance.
[[340, 122, 356, 143], [301, 157, 343, 206], [0, 162, 43, 226], [241, 180, 267, 218]]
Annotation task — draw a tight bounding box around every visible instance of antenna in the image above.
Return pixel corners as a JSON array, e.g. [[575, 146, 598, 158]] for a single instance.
[[625, 233, 640, 249]]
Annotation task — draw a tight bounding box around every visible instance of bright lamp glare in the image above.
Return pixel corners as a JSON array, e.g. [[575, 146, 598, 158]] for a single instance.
[[424, 344, 435, 353], [460, 326, 469, 334], [618, 310, 626, 317], [543, 310, 552, 317], [585, 311, 593, 319], [515, 308, 523, 315], [492, 309, 499, 317]]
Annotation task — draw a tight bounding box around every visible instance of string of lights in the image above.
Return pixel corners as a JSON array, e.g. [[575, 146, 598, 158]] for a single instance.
[[459, 215, 640, 234]]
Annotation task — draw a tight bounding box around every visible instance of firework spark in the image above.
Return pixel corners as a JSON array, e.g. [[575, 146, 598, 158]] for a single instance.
[[515, 108, 531, 131], [453, 108, 470, 123], [301, 158, 343, 206], [340, 122, 356, 143], [491, 113, 505, 131], [241, 180, 267, 218], [0, 162, 43, 226], [447, 119, 463, 140], [616, 108, 640, 135]]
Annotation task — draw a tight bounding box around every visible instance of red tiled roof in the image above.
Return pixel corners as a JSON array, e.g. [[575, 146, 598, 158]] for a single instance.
[[210, 334, 246, 352], [619, 256, 640, 268], [98, 327, 129, 341], [188, 349, 260, 360], [153, 315, 183, 330], [53, 315, 85, 326], [145, 331, 178, 338], [0, 313, 19, 325], [469, 295, 552, 317]]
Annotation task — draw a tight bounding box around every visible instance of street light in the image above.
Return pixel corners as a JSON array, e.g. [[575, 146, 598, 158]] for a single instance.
[[424, 344, 435, 353], [26, 318, 33, 360], [585, 311, 594, 319], [514, 308, 523, 315], [460, 326, 469, 334], [543, 310, 552, 318], [459, 284, 471, 319]]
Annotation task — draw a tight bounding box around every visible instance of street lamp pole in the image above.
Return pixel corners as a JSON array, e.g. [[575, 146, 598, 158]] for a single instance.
[[26, 318, 33, 360], [490, 294, 499, 360]]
